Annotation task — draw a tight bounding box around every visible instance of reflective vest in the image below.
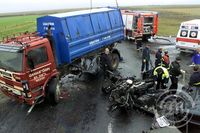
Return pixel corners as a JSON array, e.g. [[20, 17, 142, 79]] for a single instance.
[[194, 82, 200, 86], [153, 66, 169, 80]]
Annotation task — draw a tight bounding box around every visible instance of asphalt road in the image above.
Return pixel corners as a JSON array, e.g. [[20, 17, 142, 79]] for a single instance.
[[0, 38, 200, 133]]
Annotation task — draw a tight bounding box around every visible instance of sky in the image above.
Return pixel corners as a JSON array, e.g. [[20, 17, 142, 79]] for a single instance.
[[0, 0, 200, 13]]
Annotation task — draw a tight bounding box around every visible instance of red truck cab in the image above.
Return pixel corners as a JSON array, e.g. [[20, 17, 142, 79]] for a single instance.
[[0, 34, 59, 105]]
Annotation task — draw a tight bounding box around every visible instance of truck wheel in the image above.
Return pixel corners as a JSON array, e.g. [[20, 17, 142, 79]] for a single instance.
[[111, 53, 119, 70], [48, 78, 60, 105]]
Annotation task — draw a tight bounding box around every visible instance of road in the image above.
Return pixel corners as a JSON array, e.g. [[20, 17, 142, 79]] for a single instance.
[[0, 38, 200, 133]]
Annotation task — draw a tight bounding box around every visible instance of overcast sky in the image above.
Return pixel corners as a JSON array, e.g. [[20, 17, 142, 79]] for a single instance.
[[0, 0, 199, 13]]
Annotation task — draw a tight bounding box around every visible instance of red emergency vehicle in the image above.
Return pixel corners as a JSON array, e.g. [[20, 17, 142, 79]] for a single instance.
[[0, 8, 124, 106], [121, 10, 158, 41]]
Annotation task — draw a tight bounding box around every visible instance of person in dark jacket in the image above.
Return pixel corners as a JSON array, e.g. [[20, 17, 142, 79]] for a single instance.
[[169, 57, 182, 91], [188, 65, 200, 99], [189, 65, 200, 86], [141, 45, 151, 73], [155, 48, 163, 67], [135, 38, 143, 51], [100, 48, 113, 72]]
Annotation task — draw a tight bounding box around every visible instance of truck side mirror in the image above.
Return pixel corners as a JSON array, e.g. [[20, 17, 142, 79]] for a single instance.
[[27, 55, 35, 70]]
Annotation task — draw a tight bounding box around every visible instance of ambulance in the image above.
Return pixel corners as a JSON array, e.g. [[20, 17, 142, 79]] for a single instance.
[[176, 19, 200, 52]]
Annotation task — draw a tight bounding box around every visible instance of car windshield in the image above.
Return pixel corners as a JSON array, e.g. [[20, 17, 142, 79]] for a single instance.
[[0, 50, 23, 72]]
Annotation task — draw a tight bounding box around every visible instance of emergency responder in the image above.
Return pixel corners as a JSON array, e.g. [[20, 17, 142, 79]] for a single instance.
[[192, 48, 200, 65], [189, 65, 200, 86], [153, 65, 169, 90], [162, 50, 170, 68], [141, 45, 151, 73], [155, 48, 162, 67], [99, 48, 113, 94], [169, 57, 182, 91], [100, 48, 113, 72], [135, 38, 143, 51]]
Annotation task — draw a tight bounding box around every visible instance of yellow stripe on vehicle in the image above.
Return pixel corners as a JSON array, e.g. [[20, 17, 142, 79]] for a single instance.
[[14, 86, 23, 91], [0, 80, 5, 84]]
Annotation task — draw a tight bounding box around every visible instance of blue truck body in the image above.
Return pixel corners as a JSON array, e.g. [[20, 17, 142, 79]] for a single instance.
[[37, 7, 124, 66]]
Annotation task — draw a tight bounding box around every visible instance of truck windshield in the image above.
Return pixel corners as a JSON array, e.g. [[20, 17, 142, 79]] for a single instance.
[[0, 51, 23, 72], [144, 17, 153, 24]]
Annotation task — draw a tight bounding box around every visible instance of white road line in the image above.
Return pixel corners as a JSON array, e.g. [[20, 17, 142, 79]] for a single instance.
[[108, 122, 113, 133]]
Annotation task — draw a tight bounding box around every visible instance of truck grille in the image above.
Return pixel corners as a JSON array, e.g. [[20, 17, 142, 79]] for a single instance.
[[0, 70, 13, 80], [0, 82, 22, 96]]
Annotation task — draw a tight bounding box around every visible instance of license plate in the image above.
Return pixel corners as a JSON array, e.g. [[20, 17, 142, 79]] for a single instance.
[[156, 116, 170, 127]]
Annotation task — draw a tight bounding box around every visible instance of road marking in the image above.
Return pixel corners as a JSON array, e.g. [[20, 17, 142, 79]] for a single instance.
[[108, 122, 113, 133]]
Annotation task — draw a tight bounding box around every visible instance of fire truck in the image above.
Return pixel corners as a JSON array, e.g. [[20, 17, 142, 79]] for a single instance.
[[176, 19, 200, 52], [121, 10, 158, 41], [0, 7, 124, 106]]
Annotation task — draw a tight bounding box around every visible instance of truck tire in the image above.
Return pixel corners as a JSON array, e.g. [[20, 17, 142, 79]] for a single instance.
[[47, 78, 60, 105], [111, 53, 119, 70]]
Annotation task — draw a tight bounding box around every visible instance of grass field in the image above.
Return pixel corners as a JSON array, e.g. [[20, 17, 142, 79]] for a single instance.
[[0, 15, 39, 40], [0, 5, 200, 40]]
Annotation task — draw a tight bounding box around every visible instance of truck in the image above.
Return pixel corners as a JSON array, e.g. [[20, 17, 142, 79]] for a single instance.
[[0, 7, 124, 106], [121, 10, 158, 41], [176, 19, 200, 52]]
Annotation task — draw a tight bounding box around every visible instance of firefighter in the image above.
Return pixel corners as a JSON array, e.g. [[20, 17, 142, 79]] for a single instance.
[[162, 50, 170, 68], [100, 48, 113, 72], [141, 45, 151, 73], [153, 65, 169, 90], [169, 57, 182, 91], [155, 48, 163, 67]]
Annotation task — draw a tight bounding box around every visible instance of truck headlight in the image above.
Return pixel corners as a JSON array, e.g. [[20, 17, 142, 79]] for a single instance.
[[22, 80, 31, 98]]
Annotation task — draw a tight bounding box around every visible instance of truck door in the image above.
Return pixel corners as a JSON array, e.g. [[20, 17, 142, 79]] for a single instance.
[[126, 15, 133, 30], [122, 14, 127, 27], [26, 45, 52, 91]]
